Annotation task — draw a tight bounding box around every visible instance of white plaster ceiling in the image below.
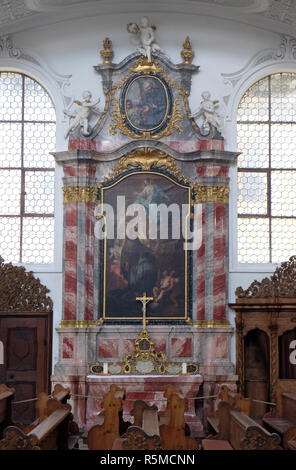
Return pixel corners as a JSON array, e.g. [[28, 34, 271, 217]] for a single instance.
[[0, 0, 296, 37]]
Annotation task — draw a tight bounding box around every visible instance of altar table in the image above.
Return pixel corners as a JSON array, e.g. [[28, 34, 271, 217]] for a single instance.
[[86, 374, 204, 436]]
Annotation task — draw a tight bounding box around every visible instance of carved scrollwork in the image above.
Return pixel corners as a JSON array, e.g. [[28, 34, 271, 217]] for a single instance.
[[235, 255, 296, 298], [240, 427, 281, 451], [122, 426, 162, 450], [0, 256, 53, 312], [0, 426, 40, 450]]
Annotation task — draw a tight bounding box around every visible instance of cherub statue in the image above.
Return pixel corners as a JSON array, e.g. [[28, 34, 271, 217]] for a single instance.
[[126, 16, 162, 63], [64, 90, 101, 139], [191, 91, 223, 135]]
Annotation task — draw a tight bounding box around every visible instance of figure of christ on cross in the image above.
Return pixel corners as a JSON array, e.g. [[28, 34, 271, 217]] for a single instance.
[[136, 292, 153, 331]]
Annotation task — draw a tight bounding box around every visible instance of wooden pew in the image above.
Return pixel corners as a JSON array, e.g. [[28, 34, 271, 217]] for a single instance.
[[0, 401, 72, 450], [0, 384, 15, 439], [159, 387, 198, 450], [218, 385, 251, 416], [158, 384, 190, 436], [87, 384, 127, 450], [202, 401, 282, 450], [263, 390, 296, 449], [5, 383, 80, 450], [287, 437, 296, 450], [25, 384, 71, 432], [114, 401, 162, 450]]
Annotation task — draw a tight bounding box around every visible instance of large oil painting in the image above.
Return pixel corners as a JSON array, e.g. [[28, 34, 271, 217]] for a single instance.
[[99, 171, 191, 321]]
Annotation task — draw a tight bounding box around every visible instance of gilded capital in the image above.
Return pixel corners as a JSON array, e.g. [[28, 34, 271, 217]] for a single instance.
[[62, 186, 98, 204]]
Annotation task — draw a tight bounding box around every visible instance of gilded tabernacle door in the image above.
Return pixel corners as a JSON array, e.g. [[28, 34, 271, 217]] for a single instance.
[[96, 164, 193, 323]]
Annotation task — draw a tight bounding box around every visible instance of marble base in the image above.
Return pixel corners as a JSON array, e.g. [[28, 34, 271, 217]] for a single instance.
[[51, 373, 204, 437]]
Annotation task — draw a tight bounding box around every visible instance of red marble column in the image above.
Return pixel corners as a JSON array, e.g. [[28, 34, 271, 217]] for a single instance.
[[213, 202, 227, 321], [64, 202, 78, 321], [196, 204, 205, 320]]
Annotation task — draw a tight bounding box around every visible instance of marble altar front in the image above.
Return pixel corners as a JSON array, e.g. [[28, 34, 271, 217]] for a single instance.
[[86, 375, 203, 436]]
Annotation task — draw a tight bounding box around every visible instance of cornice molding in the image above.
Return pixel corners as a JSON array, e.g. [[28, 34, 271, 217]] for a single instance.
[[222, 34, 296, 122]]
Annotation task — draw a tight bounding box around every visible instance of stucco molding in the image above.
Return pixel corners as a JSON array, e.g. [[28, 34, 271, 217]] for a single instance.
[[222, 34, 296, 122]]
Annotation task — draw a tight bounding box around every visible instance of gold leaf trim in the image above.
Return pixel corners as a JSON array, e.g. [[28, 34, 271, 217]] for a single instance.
[[100, 148, 229, 204], [100, 37, 114, 65], [109, 56, 184, 139], [59, 320, 97, 328], [181, 36, 194, 65], [62, 186, 98, 204], [193, 185, 229, 204], [102, 148, 187, 182], [194, 320, 232, 328]]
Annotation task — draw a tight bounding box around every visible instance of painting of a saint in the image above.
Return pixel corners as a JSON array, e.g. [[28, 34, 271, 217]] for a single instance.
[[100, 172, 190, 320], [124, 76, 169, 131]]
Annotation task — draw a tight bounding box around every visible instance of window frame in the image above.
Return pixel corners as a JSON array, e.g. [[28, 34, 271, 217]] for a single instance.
[[0, 70, 56, 266], [235, 72, 296, 266]]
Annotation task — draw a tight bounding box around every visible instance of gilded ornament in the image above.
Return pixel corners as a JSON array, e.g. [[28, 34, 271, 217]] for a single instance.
[[181, 36, 194, 65], [193, 185, 229, 203], [194, 320, 232, 328], [62, 186, 98, 204], [100, 37, 114, 65], [100, 148, 229, 204], [59, 320, 97, 328], [109, 56, 184, 139]]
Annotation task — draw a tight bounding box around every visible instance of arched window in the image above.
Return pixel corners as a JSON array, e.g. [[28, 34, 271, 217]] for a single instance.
[[237, 73, 296, 264], [0, 72, 56, 264]]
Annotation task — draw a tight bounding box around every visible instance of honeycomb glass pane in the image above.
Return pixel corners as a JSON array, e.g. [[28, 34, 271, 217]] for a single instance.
[[0, 218, 20, 263], [0, 72, 22, 121], [271, 73, 296, 122], [0, 123, 22, 167], [237, 124, 269, 168], [238, 171, 267, 215], [24, 76, 56, 122], [237, 77, 269, 122], [25, 171, 54, 214], [271, 171, 296, 217], [271, 124, 296, 169], [22, 217, 54, 264], [237, 218, 270, 263], [272, 218, 296, 263], [0, 170, 21, 215], [23, 123, 55, 168]]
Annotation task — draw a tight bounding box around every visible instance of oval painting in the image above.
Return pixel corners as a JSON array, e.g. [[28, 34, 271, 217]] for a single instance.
[[124, 76, 169, 132]]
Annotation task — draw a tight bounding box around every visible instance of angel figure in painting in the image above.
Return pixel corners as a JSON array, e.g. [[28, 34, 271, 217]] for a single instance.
[[64, 90, 101, 139], [127, 16, 162, 63], [191, 90, 223, 135]]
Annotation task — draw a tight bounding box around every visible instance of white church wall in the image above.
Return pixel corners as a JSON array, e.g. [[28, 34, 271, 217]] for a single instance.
[[2, 12, 293, 371]]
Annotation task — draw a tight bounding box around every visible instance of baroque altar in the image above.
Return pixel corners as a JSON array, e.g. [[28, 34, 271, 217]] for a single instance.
[[51, 21, 238, 433]]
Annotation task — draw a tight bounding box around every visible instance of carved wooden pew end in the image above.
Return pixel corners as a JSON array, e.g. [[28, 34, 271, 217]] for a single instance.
[[203, 401, 282, 450], [0, 402, 72, 450]]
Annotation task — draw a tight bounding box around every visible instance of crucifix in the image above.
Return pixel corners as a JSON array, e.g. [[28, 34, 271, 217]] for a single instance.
[[136, 291, 153, 331]]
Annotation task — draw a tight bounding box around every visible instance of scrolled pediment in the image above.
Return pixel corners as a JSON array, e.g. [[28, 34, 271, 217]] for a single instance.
[[0, 256, 53, 312], [235, 255, 296, 298]]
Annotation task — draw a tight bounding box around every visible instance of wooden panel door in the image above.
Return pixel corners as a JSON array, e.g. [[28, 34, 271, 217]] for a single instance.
[[0, 313, 51, 425]]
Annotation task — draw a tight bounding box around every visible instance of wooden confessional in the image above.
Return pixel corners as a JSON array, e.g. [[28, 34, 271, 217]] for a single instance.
[[0, 257, 52, 425], [230, 256, 296, 418]]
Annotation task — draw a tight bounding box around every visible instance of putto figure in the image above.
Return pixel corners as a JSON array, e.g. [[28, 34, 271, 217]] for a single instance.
[[64, 90, 101, 139], [191, 90, 223, 135], [126, 16, 162, 63]]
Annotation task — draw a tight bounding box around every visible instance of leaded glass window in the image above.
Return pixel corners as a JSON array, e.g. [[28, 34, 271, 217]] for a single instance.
[[0, 72, 56, 264], [237, 73, 296, 264]]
